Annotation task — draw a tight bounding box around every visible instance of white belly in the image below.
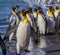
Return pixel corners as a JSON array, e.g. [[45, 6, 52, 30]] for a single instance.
[[37, 15, 45, 34], [16, 22, 30, 47]]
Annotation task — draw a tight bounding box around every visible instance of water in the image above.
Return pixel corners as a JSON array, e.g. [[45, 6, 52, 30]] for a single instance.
[[0, 0, 60, 55], [0, 0, 47, 33]]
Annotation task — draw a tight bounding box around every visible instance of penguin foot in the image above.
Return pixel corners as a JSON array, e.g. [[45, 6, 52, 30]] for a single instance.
[[25, 49, 30, 52]]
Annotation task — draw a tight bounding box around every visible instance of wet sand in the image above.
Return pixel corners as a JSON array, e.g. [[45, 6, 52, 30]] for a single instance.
[[46, 35, 60, 55], [0, 33, 60, 55]]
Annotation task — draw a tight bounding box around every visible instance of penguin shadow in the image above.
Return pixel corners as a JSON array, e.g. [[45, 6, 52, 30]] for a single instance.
[[25, 47, 46, 55], [25, 37, 46, 55], [21, 47, 46, 55], [44, 32, 60, 49]]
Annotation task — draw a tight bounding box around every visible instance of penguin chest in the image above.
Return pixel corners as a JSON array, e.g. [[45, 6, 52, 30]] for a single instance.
[[54, 10, 60, 18], [16, 22, 29, 43], [37, 15, 45, 34], [54, 11, 59, 18], [38, 15, 45, 25]]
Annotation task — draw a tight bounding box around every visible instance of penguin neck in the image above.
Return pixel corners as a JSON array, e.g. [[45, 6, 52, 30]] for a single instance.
[[47, 10, 53, 17], [11, 9, 16, 15], [21, 16, 28, 23], [38, 12, 41, 16], [55, 9, 60, 13], [55, 9, 60, 15], [26, 13, 31, 19], [33, 11, 37, 14], [33, 11, 37, 17]]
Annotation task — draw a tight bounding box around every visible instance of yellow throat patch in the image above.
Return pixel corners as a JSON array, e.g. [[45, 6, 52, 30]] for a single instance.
[[38, 13, 41, 16], [55, 9, 60, 14], [33, 12, 37, 16], [26, 13, 30, 19], [47, 11, 53, 17], [21, 17, 28, 23]]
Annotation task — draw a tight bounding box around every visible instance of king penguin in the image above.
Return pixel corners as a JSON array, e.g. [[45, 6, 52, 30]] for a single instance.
[[37, 7, 47, 48], [16, 9, 30, 55], [26, 8, 39, 45], [3, 5, 19, 43], [37, 7, 46, 35], [54, 6, 60, 18], [46, 6, 55, 33], [54, 6, 60, 33]]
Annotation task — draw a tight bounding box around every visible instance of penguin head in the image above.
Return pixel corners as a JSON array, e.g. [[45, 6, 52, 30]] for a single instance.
[[27, 7, 32, 13], [24, 9, 31, 20], [48, 6, 54, 11], [33, 8, 37, 14], [37, 6, 43, 14], [16, 13, 19, 17], [19, 10, 24, 17], [56, 6, 60, 10], [54, 6, 60, 16], [34, 8, 38, 12], [19, 9, 29, 17], [18, 10, 26, 21], [47, 6, 54, 17], [11, 5, 19, 13], [21, 10, 29, 23]]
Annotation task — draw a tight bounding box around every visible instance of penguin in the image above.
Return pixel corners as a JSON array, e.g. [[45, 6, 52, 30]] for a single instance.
[[9, 13, 19, 42], [37, 7, 47, 48], [31, 8, 40, 44], [32, 8, 40, 32], [26, 8, 39, 44], [46, 6, 55, 33], [54, 6, 60, 18], [54, 6, 60, 34], [37, 7, 46, 34], [3, 5, 19, 43], [25, 8, 34, 27], [16, 10, 30, 55]]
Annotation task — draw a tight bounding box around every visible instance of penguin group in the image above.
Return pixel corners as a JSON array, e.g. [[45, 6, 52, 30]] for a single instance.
[[3, 5, 60, 55]]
